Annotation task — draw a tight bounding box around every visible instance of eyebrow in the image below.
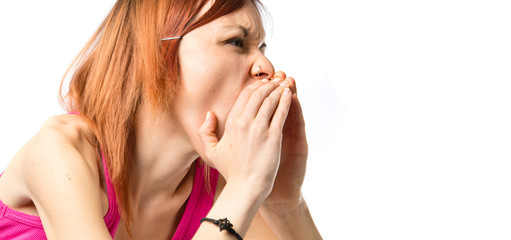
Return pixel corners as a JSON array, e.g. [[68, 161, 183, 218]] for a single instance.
[[223, 24, 249, 37], [224, 24, 266, 37], [223, 24, 266, 48]]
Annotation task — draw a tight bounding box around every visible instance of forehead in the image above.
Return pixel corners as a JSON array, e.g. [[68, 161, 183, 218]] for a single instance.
[[197, 1, 265, 39]]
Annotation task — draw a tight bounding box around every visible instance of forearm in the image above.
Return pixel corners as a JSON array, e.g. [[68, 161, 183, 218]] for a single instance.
[[260, 197, 322, 240], [193, 181, 266, 239]]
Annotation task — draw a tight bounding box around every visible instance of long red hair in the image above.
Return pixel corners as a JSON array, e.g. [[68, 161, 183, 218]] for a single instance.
[[58, 0, 262, 235]]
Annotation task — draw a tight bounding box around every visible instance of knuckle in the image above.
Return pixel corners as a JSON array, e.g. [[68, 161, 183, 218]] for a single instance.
[[271, 111, 286, 127], [277, 110, 288, 122], [278, 108, 287, 118], [225, 116, 234, 127], [252, 122, 268, 136], [236, 118, 250, 130]]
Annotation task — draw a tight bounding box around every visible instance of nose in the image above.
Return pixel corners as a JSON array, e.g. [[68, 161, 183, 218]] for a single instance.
[[250, 56, 274, 80]]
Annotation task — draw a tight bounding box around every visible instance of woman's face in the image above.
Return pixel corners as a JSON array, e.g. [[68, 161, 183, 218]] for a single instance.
[[171, 2, 274, 144]]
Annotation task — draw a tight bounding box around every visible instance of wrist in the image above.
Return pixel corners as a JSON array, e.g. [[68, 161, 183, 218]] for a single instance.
[[223, 180, 268, 206], [196, 180, 267, 238], [259, 197, 323, 240], [261, 192, 304, 214], [225, 175, 274, 201]]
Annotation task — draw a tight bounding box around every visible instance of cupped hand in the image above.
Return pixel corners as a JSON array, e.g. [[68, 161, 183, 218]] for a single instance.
[[198, 77, 293, 197], [263, 71, 309, 209]]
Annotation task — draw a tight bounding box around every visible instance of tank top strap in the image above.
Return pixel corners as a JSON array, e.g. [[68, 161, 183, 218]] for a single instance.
[[98, 147, 120, 233], [172, 159, 219, 239], [100, 151, 118, 210]]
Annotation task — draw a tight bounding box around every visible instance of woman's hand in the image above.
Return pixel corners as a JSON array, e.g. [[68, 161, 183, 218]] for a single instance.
[[263, 71, 309, 209], [196, 74, 321, 239], [198, 78, 293, 198]]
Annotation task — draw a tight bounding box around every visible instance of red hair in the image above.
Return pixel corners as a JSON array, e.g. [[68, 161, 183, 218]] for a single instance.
[[58, 0, 263, 236]]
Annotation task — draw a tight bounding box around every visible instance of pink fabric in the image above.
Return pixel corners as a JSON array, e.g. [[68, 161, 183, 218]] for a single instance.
[[173, 162, 219, 240]]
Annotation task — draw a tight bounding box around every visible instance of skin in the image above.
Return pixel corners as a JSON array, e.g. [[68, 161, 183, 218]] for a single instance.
[[0, 1, 321, 239]]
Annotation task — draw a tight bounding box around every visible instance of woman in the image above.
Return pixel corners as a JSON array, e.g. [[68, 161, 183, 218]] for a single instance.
[[0, 0, 321, 239]]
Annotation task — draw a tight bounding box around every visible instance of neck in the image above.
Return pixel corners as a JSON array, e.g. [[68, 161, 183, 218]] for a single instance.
[[129, 102, 198, 209]]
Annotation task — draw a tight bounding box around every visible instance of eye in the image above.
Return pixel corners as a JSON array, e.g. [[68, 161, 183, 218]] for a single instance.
[[227, 38, 245, 48]]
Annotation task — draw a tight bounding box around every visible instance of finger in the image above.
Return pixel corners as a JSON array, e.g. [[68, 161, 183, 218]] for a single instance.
[[273, 71, 286, 81], [269, 87, 293, 131], [285, 77, 297, 95], [255, 83, 289, 124], [284, 94, 306, 130], [289, 94, 304, 119], [228, 79, 269, 120], [198, 111, 219, 162], [242, 78, 283, 118]]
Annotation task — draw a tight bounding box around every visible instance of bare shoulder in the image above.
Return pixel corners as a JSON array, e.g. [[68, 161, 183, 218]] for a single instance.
[[23, 113, 101, 195], [0, 113, 110, 238], [40, 114, 96, 153], [20, 114, 110, 238], [0, 113, 96, 188], [12, 114, 101, 177], [28, 113, 98, 171], [0, 114, 99, 195]]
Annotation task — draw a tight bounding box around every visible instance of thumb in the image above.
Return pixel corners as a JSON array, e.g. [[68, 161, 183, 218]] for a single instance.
[[198, 111, 219, 159]]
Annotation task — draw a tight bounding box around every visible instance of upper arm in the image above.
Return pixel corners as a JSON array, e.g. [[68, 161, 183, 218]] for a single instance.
[[23, 118, 111, 239]]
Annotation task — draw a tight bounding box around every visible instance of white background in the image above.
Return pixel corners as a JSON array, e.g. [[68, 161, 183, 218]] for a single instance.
[[1, 1, 510, 239]]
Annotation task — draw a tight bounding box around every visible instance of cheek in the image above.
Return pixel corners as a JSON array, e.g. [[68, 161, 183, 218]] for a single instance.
[[179, 46, 244, 107], [176, 40, 249, 137], [178, 42, 240, 97], [183, 80, 243, 140], [178, 66, 242, 114]]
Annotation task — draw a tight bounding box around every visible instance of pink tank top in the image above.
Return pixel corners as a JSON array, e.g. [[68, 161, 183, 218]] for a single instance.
[[0, 112, 219, 240]]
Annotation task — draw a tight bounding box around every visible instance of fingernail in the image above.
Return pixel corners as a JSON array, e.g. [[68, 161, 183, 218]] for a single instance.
[[284, 88, 291, 95], [279, 81, 289, 87], [205, 111, 211, 121], [261, 78, 269, 83], [272, 78, 281, 83]]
